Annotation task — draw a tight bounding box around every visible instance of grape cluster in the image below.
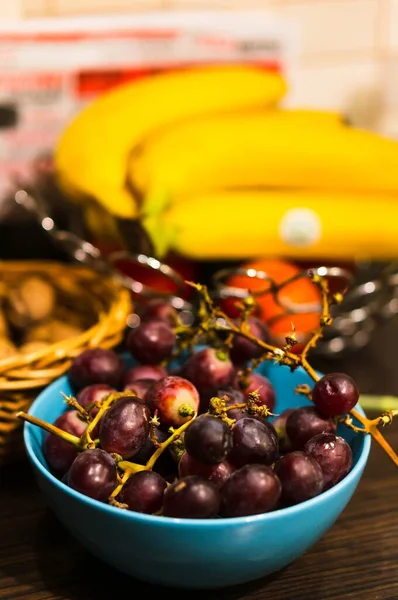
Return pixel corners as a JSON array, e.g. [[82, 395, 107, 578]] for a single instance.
[[40, 299, 356, 519]]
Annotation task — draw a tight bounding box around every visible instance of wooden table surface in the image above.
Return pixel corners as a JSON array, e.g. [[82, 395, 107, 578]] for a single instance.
[[1, 318, 398, 600]]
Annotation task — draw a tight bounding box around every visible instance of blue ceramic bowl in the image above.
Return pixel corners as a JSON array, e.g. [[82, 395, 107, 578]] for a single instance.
[[24, 356, 370, 589]]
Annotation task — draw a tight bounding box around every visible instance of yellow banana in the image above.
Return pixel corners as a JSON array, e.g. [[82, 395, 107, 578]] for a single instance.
[[54, 65, 286, 219], [129, 109, 398, 218], [142, 189, 398, 260]]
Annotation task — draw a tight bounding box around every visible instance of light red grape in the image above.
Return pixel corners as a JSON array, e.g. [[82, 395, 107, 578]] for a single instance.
[[124, 379, 154, 403], [124, 364, 167, 385], [182, 348, 235, 402], [147, 375, 200, 427]]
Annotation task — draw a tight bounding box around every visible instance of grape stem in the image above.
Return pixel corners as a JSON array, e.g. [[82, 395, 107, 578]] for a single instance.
[[61, 393, 90, 421], [16, 411, 82, 449], [188, 277, 398, 468], [118, 413, 197, 474], [81, 391, 136, 449]]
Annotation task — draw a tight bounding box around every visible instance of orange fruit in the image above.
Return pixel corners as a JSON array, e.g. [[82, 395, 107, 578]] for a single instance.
[[222, 258, 321, 352]]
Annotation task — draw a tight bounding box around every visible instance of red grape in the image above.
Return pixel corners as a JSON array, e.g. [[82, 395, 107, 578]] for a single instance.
[[99, 396, 150, 458], [184, 415, 233, 464], [120, 471, 167, 514], [229, 417, 278, 467], [221, 464, 281, 517], [312, 373, 359, 416], [238, 372, 276, 413], [140, 299, 178, 325], [286, 406, 336, 450], [182, 348, 235, 401], [274, 451, 324, 506], [126, 320, 175, 364], [77, 383, 115, 413], [218, 388, 247, 422], [124, 364, 167, 385], [67, 448, 117, 501], [124, 379, 154, 402], [68, 348, 124, 390], [304, 433, 353, 490], [273, 409, 295, 453], [229, 317, 270, 365], [162, 475, 220, 518], [178, 452, 234, 487], [43, 410, 87, 476], [146, 376, 200, 428]]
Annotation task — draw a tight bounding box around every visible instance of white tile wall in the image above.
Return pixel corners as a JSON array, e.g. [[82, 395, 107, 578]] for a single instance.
[[387, 0, 398, 51], [0, 0, 397, 132], [285, 59, 381, 109], [272, 0, 379, 59]]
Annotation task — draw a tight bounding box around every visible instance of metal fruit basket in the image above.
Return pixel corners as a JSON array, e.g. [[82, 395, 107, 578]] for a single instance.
[[11, 185, 398, 359]]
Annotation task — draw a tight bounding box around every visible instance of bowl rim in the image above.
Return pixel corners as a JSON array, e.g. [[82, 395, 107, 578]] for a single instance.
[[24, 367, 371, 528]]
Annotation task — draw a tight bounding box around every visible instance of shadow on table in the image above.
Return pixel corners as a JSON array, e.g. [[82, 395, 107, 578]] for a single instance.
[[29, 509, 284, 600]]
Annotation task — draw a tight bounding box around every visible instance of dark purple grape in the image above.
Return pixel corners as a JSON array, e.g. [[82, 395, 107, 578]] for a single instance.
[[184, 414, 233, 465], [67, 448, 117, 501], [229, 317, 270, 365], [68, 348, 124, 390], [133, 428, 169, 464], [77, 383, 115, 413], [140, 299, 178, 325], [120, 471, 167, 514], [146, 376, 200, 428], [229, 417, 278, 467], [238, 372, 276, 413], [221, 464, 281, 517], [43, 410, 87, 476], [286, 406, 336, 450], [182, 348, 235, 403], [132, 429, 177, 478], [304, 433, 353, 490], [178, 452, 235, 488], [124, 364, 167, 386], [162, 475, 220, 518], [312, 373, 359, 416], [218, 388, 247, 422], [274, 451, 324, 506], [273, 409, 295, 453], [99, 396, 150, 458], [126, 320, 175, 365], [124, 379, 154, 402]]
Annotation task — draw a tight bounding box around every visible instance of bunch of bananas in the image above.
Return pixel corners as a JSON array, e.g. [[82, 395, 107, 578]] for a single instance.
[[55, 64, 398, 261]]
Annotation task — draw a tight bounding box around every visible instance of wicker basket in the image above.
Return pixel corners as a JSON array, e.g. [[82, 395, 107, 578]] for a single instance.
[[0, 260, 132, 465]]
